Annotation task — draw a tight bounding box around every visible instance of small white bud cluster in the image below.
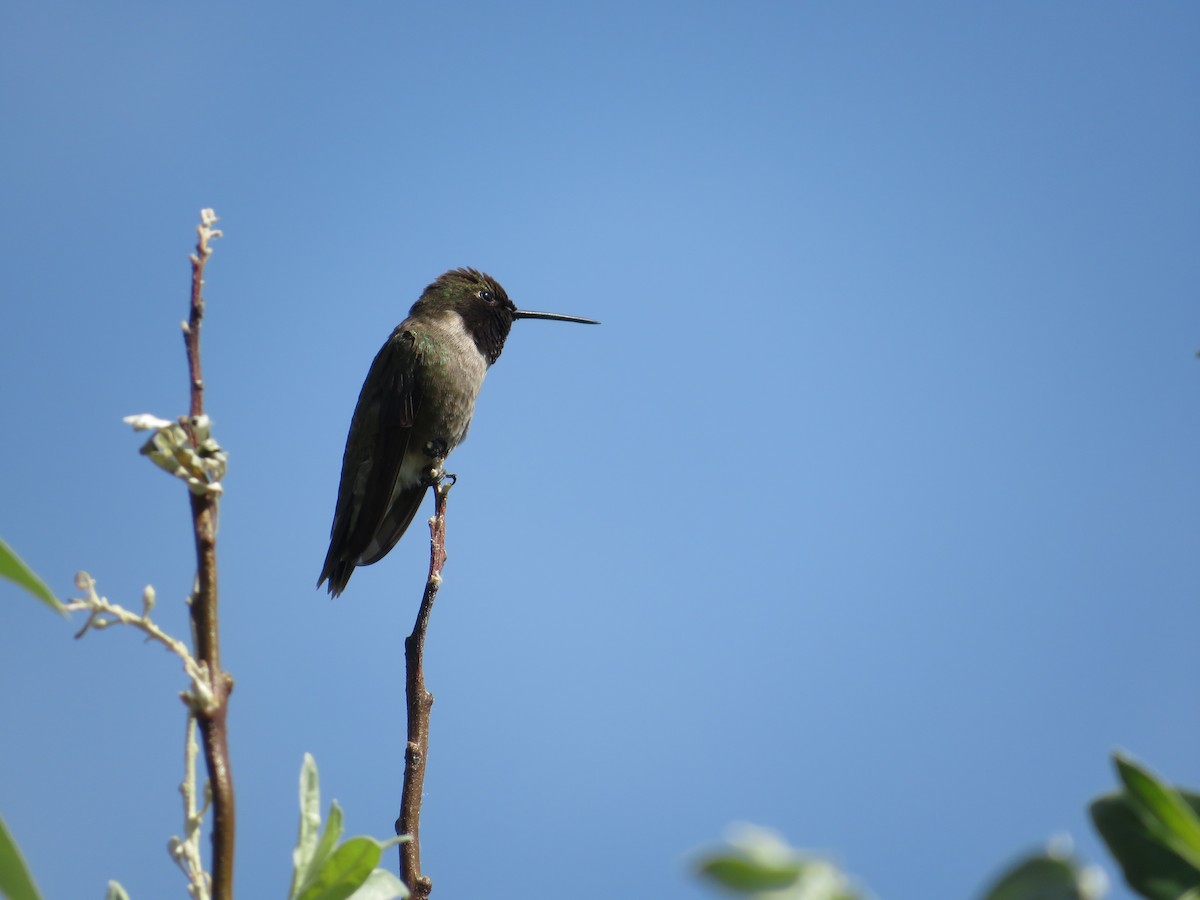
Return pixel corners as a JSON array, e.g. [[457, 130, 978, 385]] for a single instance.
[[189, 208, 223, 267], [124, 413, 227, 495]]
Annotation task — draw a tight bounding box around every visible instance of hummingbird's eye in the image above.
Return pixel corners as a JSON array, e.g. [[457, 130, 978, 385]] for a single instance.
[[478, 289, 494, 303]]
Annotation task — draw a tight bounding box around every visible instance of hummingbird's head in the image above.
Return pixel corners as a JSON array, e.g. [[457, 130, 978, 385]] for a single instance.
[[414, 268, 599, 364]]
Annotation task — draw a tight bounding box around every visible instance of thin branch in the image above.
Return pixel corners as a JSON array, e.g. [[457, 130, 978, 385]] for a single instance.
[[183, 209, 236, 900], [168, 716, 212, 900], [396, 478, 453, 900], [65, 574, 214, 710], [184, 209, 220, 420], [65, 573, 217, 897]]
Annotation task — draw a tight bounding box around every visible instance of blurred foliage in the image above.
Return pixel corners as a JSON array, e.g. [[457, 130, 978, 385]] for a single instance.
[[6, 538, 1199, 900], [0, 814, 42, 900], [0, 538, 61, 614], [695, 754, 1198, 900], [1091, 753, 1200, 900], [695, 824, 861, 900], [979, 847, 1104, 900]]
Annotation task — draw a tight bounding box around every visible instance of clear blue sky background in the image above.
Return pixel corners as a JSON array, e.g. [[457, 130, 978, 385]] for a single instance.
[[2, 3, 1197, 898]]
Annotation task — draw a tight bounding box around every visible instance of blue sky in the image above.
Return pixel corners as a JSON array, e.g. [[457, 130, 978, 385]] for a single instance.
[[2, 2, 1198, 898]]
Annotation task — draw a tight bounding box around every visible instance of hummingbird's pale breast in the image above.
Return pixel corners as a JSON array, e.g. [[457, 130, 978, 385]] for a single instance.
[[409, 309, 491, 455]]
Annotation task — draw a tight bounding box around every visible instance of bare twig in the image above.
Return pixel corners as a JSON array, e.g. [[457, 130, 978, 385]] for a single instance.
[[182, 209, 236, 900], [396, 478, 453, 899], [168, 716, 212, 900], [65, 573, 215, 897], [66, 574, 215, 709], [184, 209, 221, 420]]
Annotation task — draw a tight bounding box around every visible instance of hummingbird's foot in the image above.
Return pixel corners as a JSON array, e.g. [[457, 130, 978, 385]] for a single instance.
[[421, 466, 456, 489]]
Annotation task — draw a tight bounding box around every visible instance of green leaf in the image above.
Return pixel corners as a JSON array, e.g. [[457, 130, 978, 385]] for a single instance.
[[0, 538, 62, 614], [980, 851, 1096, 900], [297, 837, 383, 900], [0, 813, 43, 900], [288, 755, 407, 900], [695, 824, 863, 898], [348, 869, 409, 900], [105, 881, 131, 900], [1115, 753, 1200, 870], [293, 801, 348, 898], [696, 854, 803, 893], [312, 802, 346, 878], [1092, 790, 1200, 900]]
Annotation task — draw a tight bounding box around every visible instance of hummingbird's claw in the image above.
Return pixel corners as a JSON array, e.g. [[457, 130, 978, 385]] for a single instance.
[[420, 467, 456, 489]]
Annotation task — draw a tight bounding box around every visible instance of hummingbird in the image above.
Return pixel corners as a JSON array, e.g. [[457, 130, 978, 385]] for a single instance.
[[318, 268, 598, 596]]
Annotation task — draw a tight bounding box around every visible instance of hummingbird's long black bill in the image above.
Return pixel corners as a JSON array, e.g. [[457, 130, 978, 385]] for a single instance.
[[514, 309, 600, 325]]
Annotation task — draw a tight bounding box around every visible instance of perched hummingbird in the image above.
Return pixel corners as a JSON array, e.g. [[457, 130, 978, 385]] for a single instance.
[[318, 268, 598, 596]]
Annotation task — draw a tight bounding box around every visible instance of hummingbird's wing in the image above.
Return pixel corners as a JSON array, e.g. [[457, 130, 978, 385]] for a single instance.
[[354, 477, 427, 566], [318, 327, 423, 596]]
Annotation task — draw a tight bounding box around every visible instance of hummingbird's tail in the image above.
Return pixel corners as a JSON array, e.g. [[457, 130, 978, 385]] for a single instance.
[[317, 482, 428, 597], [317, 551, 355, 598]]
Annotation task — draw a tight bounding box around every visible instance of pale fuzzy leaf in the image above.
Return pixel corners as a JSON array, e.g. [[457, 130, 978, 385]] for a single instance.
[[124, 413, 173, 431], [290, 753, 323, 899], [349, 869, 409, 900]]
